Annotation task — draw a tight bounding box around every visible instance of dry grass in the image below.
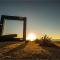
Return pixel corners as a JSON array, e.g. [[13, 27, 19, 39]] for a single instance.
[[0, 41, 60, 60]]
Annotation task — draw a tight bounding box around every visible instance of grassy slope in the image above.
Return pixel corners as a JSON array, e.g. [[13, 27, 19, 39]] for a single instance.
[[0, 41, 60, 60]]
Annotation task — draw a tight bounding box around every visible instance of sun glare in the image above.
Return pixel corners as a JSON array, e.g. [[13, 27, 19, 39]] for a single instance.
[[26, 33, 36, 41]]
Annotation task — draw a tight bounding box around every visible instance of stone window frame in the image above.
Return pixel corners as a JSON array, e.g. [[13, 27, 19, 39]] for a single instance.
[[0, 15, 27, 41]]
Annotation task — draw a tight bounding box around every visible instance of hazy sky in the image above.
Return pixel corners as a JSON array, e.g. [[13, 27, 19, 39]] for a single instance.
[[0, 0, 60, 39]]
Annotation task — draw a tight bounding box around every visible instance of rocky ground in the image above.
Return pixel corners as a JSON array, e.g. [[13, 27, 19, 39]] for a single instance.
[[0, 41, 60, 60]]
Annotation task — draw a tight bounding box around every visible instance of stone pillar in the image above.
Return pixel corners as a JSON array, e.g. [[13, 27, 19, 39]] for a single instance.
[[23, 17, 26, 41]]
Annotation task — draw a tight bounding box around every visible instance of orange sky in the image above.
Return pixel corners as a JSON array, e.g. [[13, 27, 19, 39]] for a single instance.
[[38, 34, 60, 39], [49, 34, 60, 39], [17, 33, 60, 40]]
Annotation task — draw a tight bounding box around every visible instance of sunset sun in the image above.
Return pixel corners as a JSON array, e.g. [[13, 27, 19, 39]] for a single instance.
[[26, 33, 36, 41]]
